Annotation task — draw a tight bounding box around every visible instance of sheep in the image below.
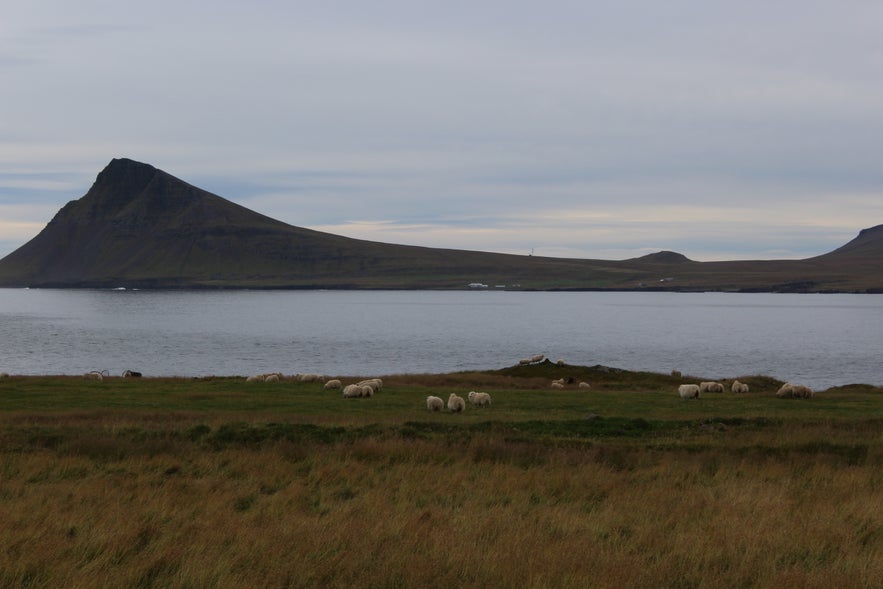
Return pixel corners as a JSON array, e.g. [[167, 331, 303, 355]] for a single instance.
[[578, 381, 591, 389], [296, 373, 325, 383], [357, 378, 383, 393], [678, 384, 700, 399], [264, 373, 280, 383], [700, 381, 725, 394], [426, 396, 444, 411], [556, 359, 566, 366], [324, 379, 342, 390], [550, 381, 565, 390], [530, 354, 545, 363], [84, 371, 104, 382], [447, 393, 466, 413], [122, 370, 142, 378], [518, 358, 532, 365], [467, 391, 492, 407], [731, 380, 750, 394], [342, 384, 362, 398], [777, 383, 813, 399], [246, 374, 265, 383]]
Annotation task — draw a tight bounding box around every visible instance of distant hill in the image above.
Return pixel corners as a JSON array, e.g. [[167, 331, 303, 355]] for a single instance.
[[0, 158, 881, 292]]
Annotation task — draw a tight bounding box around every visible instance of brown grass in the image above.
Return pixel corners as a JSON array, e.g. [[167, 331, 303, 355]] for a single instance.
[[0, 372, 881, 587]]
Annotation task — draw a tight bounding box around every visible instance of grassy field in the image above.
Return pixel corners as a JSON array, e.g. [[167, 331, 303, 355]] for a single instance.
[[1, 364, 881, 588]]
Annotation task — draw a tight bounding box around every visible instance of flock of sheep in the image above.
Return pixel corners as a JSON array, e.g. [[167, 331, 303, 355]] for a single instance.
[[678, 379, 813, 399]]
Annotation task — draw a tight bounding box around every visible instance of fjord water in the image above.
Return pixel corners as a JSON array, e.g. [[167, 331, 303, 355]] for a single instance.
[[1, 289, 881, 390]]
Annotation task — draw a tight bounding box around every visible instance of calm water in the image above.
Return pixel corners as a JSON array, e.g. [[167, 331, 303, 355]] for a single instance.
[[1, 289, 881, 390]]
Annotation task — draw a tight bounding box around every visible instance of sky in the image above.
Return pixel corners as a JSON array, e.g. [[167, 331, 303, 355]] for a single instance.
[[2, 1, 883, 261]]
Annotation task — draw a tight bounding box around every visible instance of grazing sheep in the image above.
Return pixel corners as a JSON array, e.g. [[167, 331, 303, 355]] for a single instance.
[[296, 373, 325, 383], [777, 383, 813, 399], [324, 379, 342, 390], [447, 393, 466, 413], [84, 371, 104, 382], [700, 381, 725, 393], [578, 381, 591, 389], [550, 381, 565, 390], [731, 380, 750, 394], [246, 374, 265, 383], [357, 378, 383, 393], [342, 384, 362, 398], [426, 396, 444, 411], [678, 384, 700, 399], [122, 370, 142, 378], [264, 373, 280, 383], [530, 354, 545, 364], [467, 391, 492, 407]]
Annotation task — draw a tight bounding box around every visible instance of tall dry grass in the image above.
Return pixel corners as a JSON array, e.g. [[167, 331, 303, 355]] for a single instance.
[[1, 420, 881, 588]]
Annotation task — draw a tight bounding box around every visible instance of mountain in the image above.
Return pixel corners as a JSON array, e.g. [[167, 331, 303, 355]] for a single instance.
[[0, 158, 881, 291]]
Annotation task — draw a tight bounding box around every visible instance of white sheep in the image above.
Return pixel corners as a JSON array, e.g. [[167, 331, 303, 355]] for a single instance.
[[297, 373, 325, 382], [518, 358, 532, 365], [731, 380, 750, 394], [84, 371, 104, 382], [324, 379, 342, 390], [357, 378, 383, 393], [700, 381, 725, 393], [467, 391, 492, 407], [342, 384, 362, 398], [550, 381, 564, 390], [246, 374, 265, 383], [447, 393, 466, 412], [530, 354, 545, 364], [578, 381, 591, 389], [264, 373, 280, 383], [776, 383, 813, 399], [426, 396, 444, 411], [678, 384, 700, 399]]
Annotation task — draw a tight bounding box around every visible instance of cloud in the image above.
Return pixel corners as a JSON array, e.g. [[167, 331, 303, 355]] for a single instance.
[[1, 2, 882, 262]]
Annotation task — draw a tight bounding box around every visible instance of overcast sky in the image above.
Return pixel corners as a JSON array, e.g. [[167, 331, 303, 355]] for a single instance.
[[2, 1, 882, 261]]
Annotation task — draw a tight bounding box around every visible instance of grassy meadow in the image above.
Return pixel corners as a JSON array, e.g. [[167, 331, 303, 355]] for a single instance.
[[1, 363, 881, 588]]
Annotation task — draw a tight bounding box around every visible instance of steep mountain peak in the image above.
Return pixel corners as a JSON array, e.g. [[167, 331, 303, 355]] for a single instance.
[[85, 158, 161, 211]]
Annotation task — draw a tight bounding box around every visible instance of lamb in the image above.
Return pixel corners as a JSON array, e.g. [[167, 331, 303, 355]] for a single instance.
[[447, 393, 466, 412], [264, 373, 280, 383], [324, 379, 342, 390], [578, 381, 591, 389], [731, 380, 750, 394], [530, 354, 545, 364], [426, 396, 444, 411], [84, 371, 104, 382], [700, 381, 725, 393], [467, 391, 492, 407], [550, 381, 565, 389], [678, 384, 700, 399]]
